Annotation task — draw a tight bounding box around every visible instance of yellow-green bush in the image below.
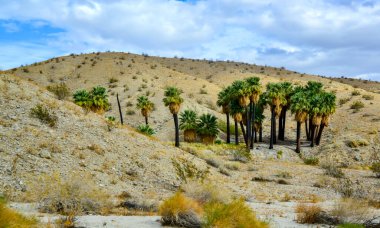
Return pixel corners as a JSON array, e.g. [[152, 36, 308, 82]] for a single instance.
[[0, 198, 38, 227], [203, 199, 268, 228]]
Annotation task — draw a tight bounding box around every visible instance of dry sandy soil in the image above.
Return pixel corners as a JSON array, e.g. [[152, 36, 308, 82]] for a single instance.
[[1, 52, 380, 227]]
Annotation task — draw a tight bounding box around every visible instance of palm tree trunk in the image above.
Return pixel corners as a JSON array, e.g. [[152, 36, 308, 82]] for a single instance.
[[269, 108, 274, 149], [305, 121, 309, 140], [250, 104, 256, 149], [273, 114, 277, 144], [240, 122, 247, 145], [173, 113, 179, 147], [116, 93, 123, 125], [254, 130, 257, 142], [282, 108, 287, 140], [226, 113, 230, 144], [145, 115, 148, 125], [234, 119, 239, 145], [314, 125, 319, 145], [246, 104, 252, 151], [296, 121, 301, 153], [307, 118, 312, 141], [259, 127, 263, 142], [278, 110, 283, 140], [310, 124, 316, 147], [316, 124, 325, 146]]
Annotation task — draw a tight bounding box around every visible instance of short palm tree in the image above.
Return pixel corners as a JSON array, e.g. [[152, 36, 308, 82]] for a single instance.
[[290, 87, 310, 153], [91, 86, 110, 113], [136, 96, 154, 124], [163, 86, 184, 147], [73, 90, 92, 110], [217, 86, 232, 143], [179, 109, 198, 143], [197, 113, 219, 144], [315, 92, 336, 145]]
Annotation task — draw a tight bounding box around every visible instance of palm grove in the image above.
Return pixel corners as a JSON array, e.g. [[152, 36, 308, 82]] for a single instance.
[[72, 77, 336, 153]]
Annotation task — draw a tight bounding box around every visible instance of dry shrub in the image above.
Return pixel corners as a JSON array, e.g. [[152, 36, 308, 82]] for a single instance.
[[87, 144, 105, 155], [0, 198, 38, 227], [25, 172, 112, 215], [321, 160, 345, 178], [295, 203, 322, 224], [182, 181, 232, 204], [30, 104, 58, 127], [159, 192, 202, 228], [47, 82, 70, 100], [347, 139, 369, 148], [203, 199, 268, 228], [330, 198, 372, 224]]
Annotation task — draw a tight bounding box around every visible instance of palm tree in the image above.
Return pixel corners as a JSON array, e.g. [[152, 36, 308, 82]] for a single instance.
[[230, 99, 245, 145], [278, 82, 293, 141], [217, 86, 232, 143], [308, 93, 324, 147], [197, 113, 219, 144], [163, 86, 184, 147], [304, 81, 323, 140], [265, 83, 286, 149], [91, 86, 110, 113], [231, 80, 251, 150], [73, 90, 92, 110], [136, 96, 154, 125], [245, 77, 262, 149], [290, 87, 310, 153], [179, 109, 198, 143], [315, 92, 336, 145], [253, 104, 265, 143]]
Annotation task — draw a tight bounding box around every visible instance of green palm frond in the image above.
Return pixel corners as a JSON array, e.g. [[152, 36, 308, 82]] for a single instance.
[[136, 96, 154, 111], [197, 113, 219, 137], [179, 109, 198, 130]]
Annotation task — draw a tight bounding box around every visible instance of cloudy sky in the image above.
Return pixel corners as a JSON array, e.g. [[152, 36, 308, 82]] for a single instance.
[[1, 0, 380, 81]]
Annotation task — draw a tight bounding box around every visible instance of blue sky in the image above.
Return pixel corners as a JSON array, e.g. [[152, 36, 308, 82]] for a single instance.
[[1, 0, 380, 81]]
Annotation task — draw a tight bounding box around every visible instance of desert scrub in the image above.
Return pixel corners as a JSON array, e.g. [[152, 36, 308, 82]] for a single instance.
[[339, 97, 350, 106], [172, 157, 209, 183], [159, 192, 202, 228], [303, 156, 319, 165], [295, 203, 322, 224], [321, 161, 345, 178], [350, 101, 364, 111], [25, 172, 112, 215], [362, 94, 374, 100], [181, 181, 232, 204], [203, 199, 267, 228], [47, 82, 70, 100], [137, 124, 155, 136], [231, 149, 251, 163], [30, 104, 58, 127], [370, 162, 380, 178], [351, 90, 361, 96], [346, 139, 369, 148], [0, 197, 38, 227]]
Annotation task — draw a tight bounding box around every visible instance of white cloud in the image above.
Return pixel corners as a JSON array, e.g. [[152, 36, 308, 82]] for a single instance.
[[0, 0, 379, 81]]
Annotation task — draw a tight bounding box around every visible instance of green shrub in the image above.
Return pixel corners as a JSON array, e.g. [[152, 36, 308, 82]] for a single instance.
[[218, 120, 241, 134], [303, 157, 319, 165], [203, 199, 267, 228], [137, 124, 155, 136], [231, 149, 251, 163], [30, 104, 58, 127], [47, 82, 70, 100], [109, 77, 118, 83], [337, 223, 364, 228], [362, 94, 374, 100], [73, 86, 110, 112], [351, 90, 361, 96], [350, 101, 364, 111], [339, 98, 350, 106], [370, 162, 380, 178]]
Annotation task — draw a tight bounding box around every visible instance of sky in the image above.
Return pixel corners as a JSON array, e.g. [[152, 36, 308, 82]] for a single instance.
[[1, 0, 380, 81]]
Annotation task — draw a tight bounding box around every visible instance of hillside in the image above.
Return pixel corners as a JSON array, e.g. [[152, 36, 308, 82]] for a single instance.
[[7, 52, 380, 166]]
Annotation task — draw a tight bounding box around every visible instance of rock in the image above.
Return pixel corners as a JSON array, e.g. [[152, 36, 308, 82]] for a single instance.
[[39, 150, 51, 159]]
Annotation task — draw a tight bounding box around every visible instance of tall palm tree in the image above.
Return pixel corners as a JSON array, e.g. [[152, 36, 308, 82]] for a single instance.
[[136, 96, 154, 125], [304, 81, 323, 140], [179, 109, 198, 143], [290, 87, 310, 153], [265, 83, 286, 149], [163, 86, 184, 147], [253, 103, 265, 143], [245, 77, 262, 149], [315, 92, 336, 145], [197, 113, 219, 144], [308, 93, 324, 147], [230, 99, 245, 145], [217, 86, 232, 143], [231, 80, 251, 150], [278, 82, 293, 141]]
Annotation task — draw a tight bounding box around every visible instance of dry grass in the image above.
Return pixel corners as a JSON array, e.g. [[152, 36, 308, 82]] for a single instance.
[[330, 198, 372, 224], [182, 181, 232, 204], [295, 203, 322, 224]]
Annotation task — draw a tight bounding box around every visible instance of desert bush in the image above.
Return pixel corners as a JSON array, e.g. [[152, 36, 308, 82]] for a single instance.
[[181, 181, 232, 204], [126, 109, 135, 115], [203, 199, 267, 228], [159, 192, 202, 228], [137, 124, 155, 136], [277, 171, 292, 179], [25, 173, 111, 215], [331, 198, 372, 225], [30, 104, 58, 127], [0, 197, 38, 227], [218, 167, 231, 176], [303, 156, 319, 165], [199, 88, 208, 94], [224, 162, 240, 171], [350, 101, 364, 111], [347, 139, 369, 148], [332, 178, 366, 198], [217, 120, 241, 134], [370, 162, 380, 178], [362, 94, 374, 100], [47, 82, 70, 100], [204, 157, 221, 168], [172, 157, 209, 183], [351, 90, 361, 96], [109, 77, 118, 83], [339, 97, 350, 106], [295, 203, 322, 224], [231, 149, 251, 163], [106, 116, 116, 131], [73, 86, 110, 112], [321, 161, 345, 178]]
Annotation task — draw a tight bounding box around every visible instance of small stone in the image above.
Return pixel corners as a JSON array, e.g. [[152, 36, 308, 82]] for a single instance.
[[39, 150, 51, 159]]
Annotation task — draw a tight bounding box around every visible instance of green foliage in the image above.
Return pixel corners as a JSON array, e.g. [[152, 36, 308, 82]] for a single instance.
[[197, 113, 219, 138], [350, 101, 364, 111], [136, 96, 154, 113], [303, 157, 319, 165], [217, 86, 233, 112], [163, 86, 184, 106], [73, 86, 110, 112], [362, 94, 374, 100], [137, 124, 155, 136], [230, 80, 251, 98], [179, 109, 197, 131], [0, 199, 38, 227], [171, 157, 209, 183], [351, 90, 361, 96], [217, 120, 241, 134], [337, 223, 364, 228], [232, 149, 251, 163], [370, 162, 380, 178], [47, 82, 70, 100], [30, 104, 58, 127], [245, 77, 262, 96], [339, 97, 350, 106]]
